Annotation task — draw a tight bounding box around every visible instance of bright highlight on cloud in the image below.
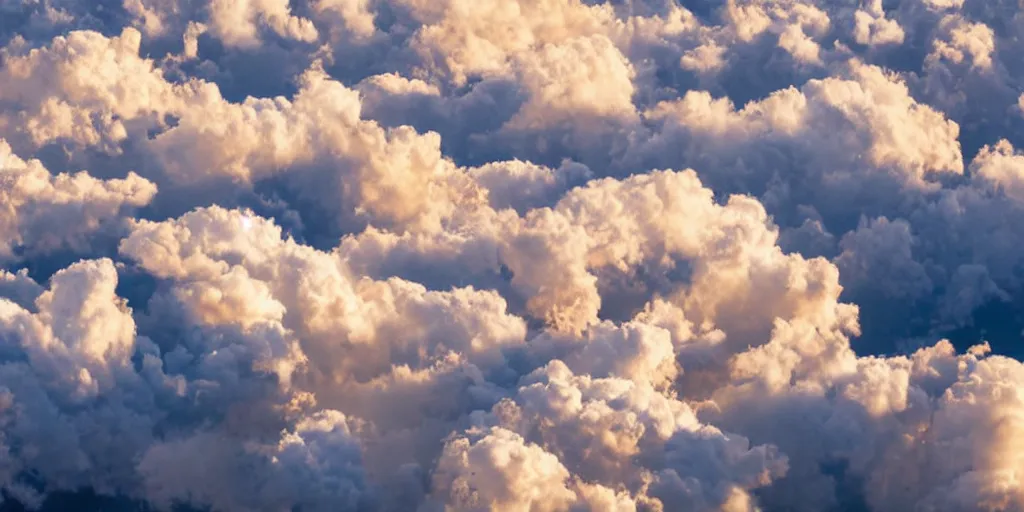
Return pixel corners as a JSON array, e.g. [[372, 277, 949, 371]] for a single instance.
[[2, 0, 1024, 510]]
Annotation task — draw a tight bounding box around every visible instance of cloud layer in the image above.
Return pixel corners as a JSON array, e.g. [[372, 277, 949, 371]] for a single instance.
[[3, 0, 1024, 510]]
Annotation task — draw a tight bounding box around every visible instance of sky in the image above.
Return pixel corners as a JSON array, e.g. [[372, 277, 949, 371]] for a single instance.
[[1, 0, 1024, 510]]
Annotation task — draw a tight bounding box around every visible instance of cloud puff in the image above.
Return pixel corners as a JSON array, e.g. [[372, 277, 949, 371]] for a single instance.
[[0, 28, 177, 154], [0, 256, 376, 510], [0, 140, 156, 263]]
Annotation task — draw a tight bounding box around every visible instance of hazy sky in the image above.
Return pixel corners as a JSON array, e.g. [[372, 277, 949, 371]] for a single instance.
[[1, 0, 1024, 510]]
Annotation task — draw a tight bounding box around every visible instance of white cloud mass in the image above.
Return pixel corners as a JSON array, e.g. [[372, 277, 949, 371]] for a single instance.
[[2, 0, 1024, 511]]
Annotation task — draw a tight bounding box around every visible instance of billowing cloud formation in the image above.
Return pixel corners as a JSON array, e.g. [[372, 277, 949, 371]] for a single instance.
[[0, 140, 155, 262], [4, 0, 1024, 511]]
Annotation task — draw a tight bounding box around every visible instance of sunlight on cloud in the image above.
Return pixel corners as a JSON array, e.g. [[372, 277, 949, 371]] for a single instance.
[[1, 0, 1024, 511]]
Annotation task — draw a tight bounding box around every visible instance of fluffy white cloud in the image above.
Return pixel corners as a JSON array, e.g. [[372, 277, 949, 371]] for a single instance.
[[636, 60, 963, 207], [0, 28, 179, 153], [0, 140, 156, 262]]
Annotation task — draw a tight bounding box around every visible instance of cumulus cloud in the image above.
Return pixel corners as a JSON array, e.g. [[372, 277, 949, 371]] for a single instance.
[[0, 140, 156, 263], [4, 0, 1024, 511]]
